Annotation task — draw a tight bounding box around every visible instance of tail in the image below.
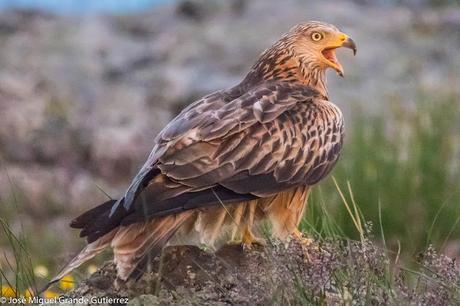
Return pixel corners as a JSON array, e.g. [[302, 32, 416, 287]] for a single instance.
[[45, 211, 192, 291], [46, 176, 257, 288], [112, 211, 193, 280], [42, 230, 116, 293]]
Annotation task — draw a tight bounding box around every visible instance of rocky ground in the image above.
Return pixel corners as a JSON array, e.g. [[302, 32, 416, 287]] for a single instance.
[[63, 238, 459, 305], [1, 0, 460, 285]]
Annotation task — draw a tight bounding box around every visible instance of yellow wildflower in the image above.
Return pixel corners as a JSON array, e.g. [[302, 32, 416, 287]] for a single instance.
[[43, 290, 59, 299], [59, 275, 75, 291], [24, 288, 34, 299], [1, 285, 16, 297]]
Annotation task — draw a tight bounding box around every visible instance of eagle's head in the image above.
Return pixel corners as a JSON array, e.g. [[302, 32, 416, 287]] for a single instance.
[[242, 21, 357, 97], [287, 21, 357, 77]]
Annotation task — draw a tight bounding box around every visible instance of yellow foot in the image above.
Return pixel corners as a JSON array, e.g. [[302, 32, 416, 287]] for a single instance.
[[291, 229, 317, 261], [228, 229, 266, 251], [292, 229, 315, 247], [242, 228, 266, 250]]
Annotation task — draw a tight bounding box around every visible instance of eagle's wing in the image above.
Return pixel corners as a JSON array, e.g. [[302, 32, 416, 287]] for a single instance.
[[116, 82, 313, 210], [122, 81, 341, 216]]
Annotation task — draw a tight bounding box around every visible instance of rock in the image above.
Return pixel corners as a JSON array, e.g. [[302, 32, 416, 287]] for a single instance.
[[66, 241, 341, 305]]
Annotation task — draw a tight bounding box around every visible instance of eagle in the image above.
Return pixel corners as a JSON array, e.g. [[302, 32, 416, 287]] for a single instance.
[[51, 21, 356, 284]]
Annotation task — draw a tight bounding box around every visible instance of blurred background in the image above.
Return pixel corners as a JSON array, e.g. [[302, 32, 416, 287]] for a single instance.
[[0, 0, 459, 280]]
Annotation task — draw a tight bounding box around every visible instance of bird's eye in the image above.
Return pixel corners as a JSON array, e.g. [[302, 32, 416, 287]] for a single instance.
[[311, 32, 323, 41]]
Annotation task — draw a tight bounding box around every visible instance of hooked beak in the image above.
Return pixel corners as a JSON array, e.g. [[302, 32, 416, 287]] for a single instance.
[[342, 37, 357, 56], [321, 34, 357, 77]]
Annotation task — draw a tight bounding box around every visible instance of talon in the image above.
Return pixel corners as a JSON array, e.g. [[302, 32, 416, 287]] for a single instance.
[[292, 229, 315, 247], [229, 228, 266, 250], [291, 229, 317, 261], [243, 237, 267, 250], [227, 238, 266, 250]]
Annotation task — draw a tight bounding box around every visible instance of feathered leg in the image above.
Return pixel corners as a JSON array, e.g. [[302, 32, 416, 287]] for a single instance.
[[242, 200, 266, 249], [229, 204, 245, 241], [265, 186, 311, 240]]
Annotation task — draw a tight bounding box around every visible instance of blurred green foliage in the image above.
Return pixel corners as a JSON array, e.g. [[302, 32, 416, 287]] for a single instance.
[[305, 92, 460, 256]]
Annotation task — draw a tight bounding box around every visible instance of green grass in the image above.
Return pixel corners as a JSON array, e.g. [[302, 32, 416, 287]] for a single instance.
[[304, 91, 460, 257], [0, 218, 38, 298]]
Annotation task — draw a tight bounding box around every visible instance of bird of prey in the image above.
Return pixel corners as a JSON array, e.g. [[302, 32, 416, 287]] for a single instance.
[[51, 21, 356, 283]]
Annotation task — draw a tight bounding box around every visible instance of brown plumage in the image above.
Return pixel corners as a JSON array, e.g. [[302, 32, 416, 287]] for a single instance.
[[50, 21, 356, 285]]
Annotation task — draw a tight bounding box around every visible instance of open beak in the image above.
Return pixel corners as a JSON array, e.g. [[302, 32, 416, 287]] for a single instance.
[[342, 37, 357, 56], [321, 34, 357, 77]]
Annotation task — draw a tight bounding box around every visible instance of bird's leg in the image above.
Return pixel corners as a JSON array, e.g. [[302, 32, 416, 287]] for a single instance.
[[229, 204, 245, 242], [227, 201, 266, 249], [241, 225, 266, 250], [242, 201, 266, 250]]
